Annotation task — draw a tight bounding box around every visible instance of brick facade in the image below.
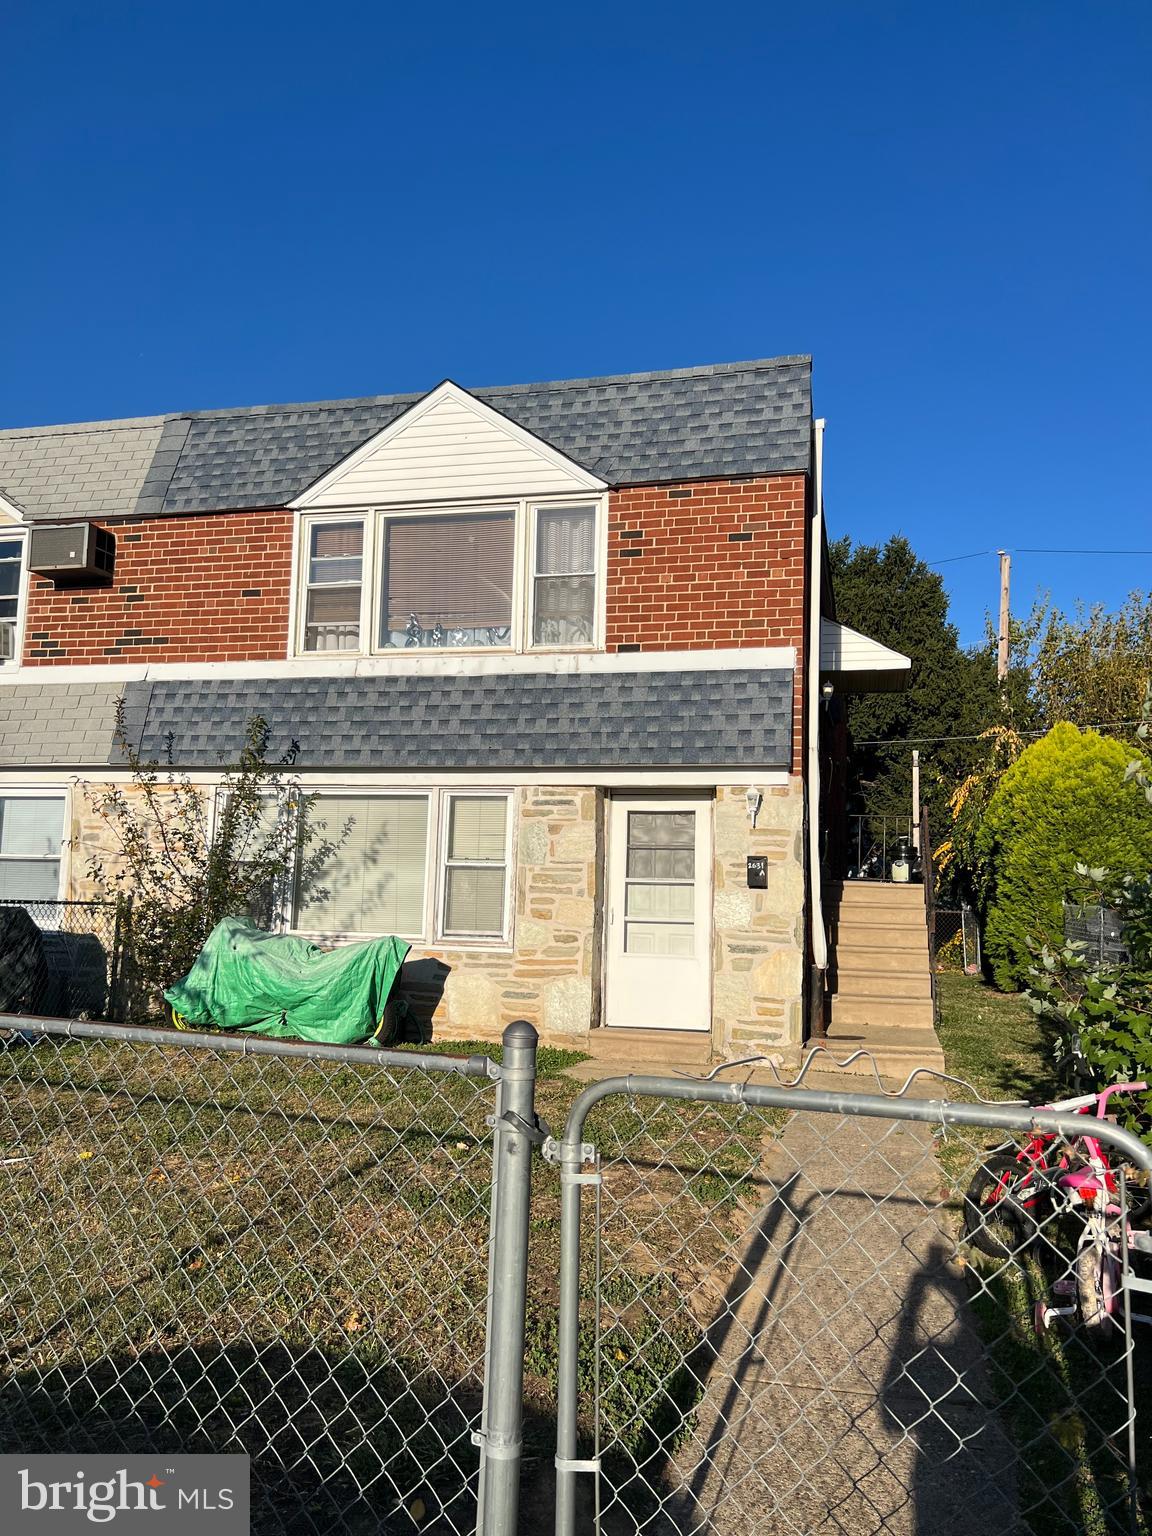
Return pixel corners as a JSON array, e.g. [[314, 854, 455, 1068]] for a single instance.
[[21, 509, 293, 664], [19, 476, 808, 690], [605, 475, 808, 772]]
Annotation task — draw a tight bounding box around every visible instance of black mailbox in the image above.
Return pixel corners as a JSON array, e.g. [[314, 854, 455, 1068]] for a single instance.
[[746, 856, 768, 889]]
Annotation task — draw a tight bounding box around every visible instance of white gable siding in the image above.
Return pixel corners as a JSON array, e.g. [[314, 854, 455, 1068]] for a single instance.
[[298, 388, 604, 508]]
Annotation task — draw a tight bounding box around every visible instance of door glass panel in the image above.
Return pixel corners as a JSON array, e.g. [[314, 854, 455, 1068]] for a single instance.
[[628, 812, 694, 847], [623, 808, 696, 956]]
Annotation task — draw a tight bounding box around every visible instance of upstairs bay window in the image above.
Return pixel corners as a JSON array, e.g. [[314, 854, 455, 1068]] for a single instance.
[[295, 500, 602, 656], [303, 521, 364, 652], [533, 505, 596, 646], [382, 512, 515, 649]]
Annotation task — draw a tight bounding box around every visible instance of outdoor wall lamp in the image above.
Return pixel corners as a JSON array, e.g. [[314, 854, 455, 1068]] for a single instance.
[[745, 786, 763, 827]]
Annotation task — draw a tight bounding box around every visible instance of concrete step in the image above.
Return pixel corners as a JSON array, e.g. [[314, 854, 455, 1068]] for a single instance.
[[815, 1026, 946, 1076], [831, 909, 928, 934], [825, 881, 927, 908], [585, 1028, 712, 1065], [828, 994, 937, 1029], [833, 941, 931, 971], [828, 968, 932, 999]]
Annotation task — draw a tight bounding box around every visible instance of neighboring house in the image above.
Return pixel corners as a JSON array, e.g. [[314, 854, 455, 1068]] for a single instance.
[[0, 357, 910, 1058]]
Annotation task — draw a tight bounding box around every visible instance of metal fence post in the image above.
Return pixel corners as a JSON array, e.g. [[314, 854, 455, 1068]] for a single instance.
[[477, 1020, 538, 1536]]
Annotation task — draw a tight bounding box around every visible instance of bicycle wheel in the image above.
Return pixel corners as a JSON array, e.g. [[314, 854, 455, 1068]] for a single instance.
[[963, 1155, 1047, 1260]]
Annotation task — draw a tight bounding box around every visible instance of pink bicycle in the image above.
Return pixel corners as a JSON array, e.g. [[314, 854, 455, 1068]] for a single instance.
[[962, 1081, 1152, 1343]]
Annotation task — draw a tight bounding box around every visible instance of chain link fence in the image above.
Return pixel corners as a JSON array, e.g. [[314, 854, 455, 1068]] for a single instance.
[[1, 1013, 1149, 1535], [0, 1016, 511, 1536], [0, 898, 130, 1020], [1064, 902, 1131, 966], [932, 905, 982, 975], [552, 1078, 1151, 1536]]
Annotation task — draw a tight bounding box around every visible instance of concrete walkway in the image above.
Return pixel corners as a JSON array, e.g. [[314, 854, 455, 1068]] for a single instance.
[[591, 1083, 1025, 1536]]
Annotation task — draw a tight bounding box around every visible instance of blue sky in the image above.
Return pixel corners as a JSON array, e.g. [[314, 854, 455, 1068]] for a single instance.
[[2, 1, 1148, 645]]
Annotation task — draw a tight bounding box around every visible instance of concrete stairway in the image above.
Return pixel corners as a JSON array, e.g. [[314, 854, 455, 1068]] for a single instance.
[[821, 881, 945, 1075]]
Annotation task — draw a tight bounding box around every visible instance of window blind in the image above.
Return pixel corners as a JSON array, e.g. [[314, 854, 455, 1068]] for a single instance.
[[296, 795, 428, 935]]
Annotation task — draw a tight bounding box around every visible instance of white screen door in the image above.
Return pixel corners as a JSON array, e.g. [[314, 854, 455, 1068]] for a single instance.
[[605, 795, 711, 1031]]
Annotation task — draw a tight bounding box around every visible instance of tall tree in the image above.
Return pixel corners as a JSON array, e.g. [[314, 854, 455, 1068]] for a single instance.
[[1011, 590, 1152, 740], [827, 536, 1029, 861]]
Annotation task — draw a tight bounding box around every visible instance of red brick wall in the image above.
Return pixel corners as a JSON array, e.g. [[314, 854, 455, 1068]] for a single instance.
[[606, 474, 809, 770], [22, 509, 293, 664], [20, 480, 810, 769]]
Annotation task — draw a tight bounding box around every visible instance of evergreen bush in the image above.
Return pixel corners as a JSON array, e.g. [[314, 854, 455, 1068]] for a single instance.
[[977, 723, 1152, 990]]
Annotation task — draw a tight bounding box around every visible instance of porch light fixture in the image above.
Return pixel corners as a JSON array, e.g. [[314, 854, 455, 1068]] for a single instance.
[[745, 787, 763, 827]]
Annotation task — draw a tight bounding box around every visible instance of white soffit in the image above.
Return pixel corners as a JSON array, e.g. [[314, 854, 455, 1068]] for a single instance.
[[291, 379, 607, 508], [820, 618, 911, 692]]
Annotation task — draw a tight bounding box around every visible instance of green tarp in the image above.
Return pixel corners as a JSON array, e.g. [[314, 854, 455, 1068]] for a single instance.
[[163, 917, 409, 1045]]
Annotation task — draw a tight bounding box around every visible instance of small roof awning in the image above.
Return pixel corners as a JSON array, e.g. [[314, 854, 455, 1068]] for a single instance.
[[820, 618, 911, 693]]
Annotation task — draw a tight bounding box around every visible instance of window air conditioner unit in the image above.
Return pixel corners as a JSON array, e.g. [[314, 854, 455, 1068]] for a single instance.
[[29, 523, 115, 584]]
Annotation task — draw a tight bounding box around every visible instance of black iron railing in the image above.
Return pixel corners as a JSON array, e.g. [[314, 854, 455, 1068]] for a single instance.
[[841, 814, 917, 883]]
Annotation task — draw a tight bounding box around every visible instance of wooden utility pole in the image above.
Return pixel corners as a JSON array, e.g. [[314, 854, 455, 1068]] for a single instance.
[[997, 550, 1011, 681]]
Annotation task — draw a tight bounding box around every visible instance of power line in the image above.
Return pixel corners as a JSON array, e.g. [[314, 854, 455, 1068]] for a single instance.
[[927, 547, 1152, 567], [855, 719, 1144, 748]]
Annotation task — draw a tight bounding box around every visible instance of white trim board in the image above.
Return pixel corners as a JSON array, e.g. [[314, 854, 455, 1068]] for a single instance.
[[0, 768, 794, 791], [0, 646, 796, 686], [291, 381, 607, 509]]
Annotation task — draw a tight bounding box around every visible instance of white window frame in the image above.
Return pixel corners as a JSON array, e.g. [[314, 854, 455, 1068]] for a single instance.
[[436, 790, 515, 943], [0, 787, 69, 901], [248, 785, 516, 950], [527, 501, 604, 651], [0, 527, 29, 670], [296, 516, 371, 657], [290, 496, 606, 660]]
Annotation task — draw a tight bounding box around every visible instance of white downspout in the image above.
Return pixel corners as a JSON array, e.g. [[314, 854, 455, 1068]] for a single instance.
[[806, 419, 827, 973]]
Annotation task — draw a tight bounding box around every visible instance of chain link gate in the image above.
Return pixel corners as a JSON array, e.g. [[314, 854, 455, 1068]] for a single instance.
[[550, 1075, 1152, 1536], [0, 1013, 540, 1536]]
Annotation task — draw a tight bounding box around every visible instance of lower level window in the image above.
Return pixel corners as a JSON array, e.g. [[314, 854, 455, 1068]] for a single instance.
[[442, 795, 509, 937], [292, 789, 511, 942], [0, 796, 65, 900], [295, 795, 429, 935]]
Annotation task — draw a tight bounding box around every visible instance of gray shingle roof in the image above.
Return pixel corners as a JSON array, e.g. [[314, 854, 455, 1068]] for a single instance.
[[0, 417, 167, 522], [0, 670, 793, 771], [122, 671, 793, 769], [0, 357, 811, 522]]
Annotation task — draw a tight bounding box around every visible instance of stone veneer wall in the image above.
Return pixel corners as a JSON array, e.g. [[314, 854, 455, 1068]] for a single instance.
[[64, 779, 806, 1052], [392, 785, 599, 1044], [711, 781, 806, 1054]]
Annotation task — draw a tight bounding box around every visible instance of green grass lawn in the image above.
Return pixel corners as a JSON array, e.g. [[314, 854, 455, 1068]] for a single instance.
[[935, 970, 1059, 1103], [0, 1029, 775, 1532]]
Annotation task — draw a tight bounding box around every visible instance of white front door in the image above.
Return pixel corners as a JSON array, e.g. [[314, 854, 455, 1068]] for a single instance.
[[604, 795, 712, 1032]]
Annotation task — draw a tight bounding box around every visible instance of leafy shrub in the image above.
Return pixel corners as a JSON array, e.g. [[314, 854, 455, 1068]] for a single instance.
[[1026, 697, 1152, 1138], [977, 723, 1152, 990], [85, 708, 343, 1020], [1027, 872, 1152, 1139]]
